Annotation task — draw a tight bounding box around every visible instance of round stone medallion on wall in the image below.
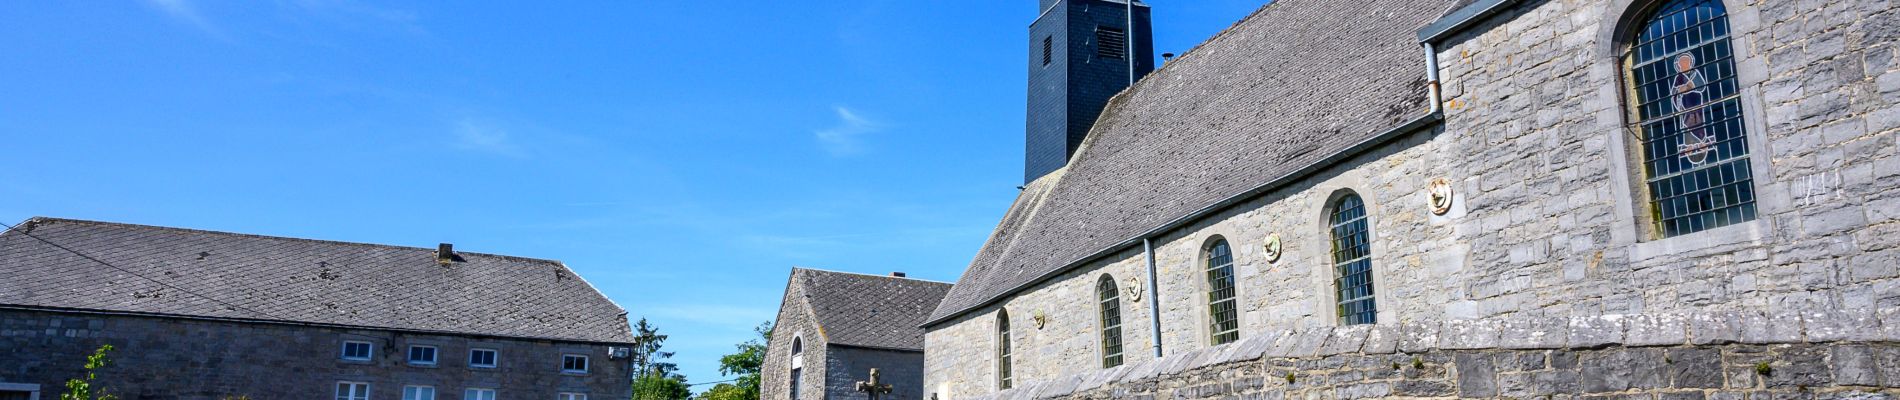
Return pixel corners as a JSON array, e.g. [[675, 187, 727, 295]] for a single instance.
[[1428, 177, 1455, 216], [1262, 233, 1283, 263], [1125, 276, 1143, 301], [1032, 309, 1048, 329]]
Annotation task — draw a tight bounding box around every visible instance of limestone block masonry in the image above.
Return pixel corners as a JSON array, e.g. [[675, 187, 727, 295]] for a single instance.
[[963, 310, 1900, 399], [928, 0, 1900, 396], [0, 309, 632, 399]]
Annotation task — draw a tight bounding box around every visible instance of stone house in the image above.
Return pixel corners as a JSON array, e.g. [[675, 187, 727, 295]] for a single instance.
[[925, 0, 1900, 398], [761, 268, 951, 400], [0, 217, 635, 400]]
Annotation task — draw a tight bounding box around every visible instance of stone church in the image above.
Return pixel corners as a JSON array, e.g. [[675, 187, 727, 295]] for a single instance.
[[0, 217, 634, 399], [760, 268, 952, 400], [924, 0, 1900, 398]]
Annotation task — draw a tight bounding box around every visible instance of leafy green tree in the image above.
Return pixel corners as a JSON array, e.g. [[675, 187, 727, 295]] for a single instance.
[[692, 383, 747, 400], [62, 344, 118, 400], [632, 374, 691, 400], [698, 321, 771, 400]]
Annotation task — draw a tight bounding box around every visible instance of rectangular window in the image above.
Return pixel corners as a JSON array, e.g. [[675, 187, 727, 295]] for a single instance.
[[1095, 26, 1127, 60], [558, 393, 588, 400], [561, 354, 589, 374], [789, 369, 801, 399], [469, 348, 498, 368], [407, 345, 438, 366], [336, 382, 369, 400], [464, 388, 496, 400], [340, 341, 373, 361], [403, 386, 436, 400]]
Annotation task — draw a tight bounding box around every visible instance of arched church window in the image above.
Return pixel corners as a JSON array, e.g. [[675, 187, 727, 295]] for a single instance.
[[997, 310, 1013, 389], [1622, 0, 1755, 238], [789, 336, 802, 399], [1330, 193, 1377, 325], [1204, 238, 1239, 345], [1097, 275, 1124, 368]]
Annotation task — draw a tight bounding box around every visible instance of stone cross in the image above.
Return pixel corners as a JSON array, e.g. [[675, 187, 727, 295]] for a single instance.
[[854, 368, 893, 400]]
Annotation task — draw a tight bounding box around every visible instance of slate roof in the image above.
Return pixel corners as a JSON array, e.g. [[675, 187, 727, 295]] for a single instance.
[[926, 0, 1457, 325], [791, 268, 952, 351], [0, 217, 635, 344]]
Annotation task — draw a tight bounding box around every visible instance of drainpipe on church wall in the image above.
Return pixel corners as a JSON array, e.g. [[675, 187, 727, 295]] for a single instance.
[[1143, 237, 1163, 358], [1424, 42, 1444, 114]]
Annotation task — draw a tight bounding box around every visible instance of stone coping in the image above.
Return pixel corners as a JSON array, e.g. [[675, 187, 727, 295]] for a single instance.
[[967, 308, 1900, 400]]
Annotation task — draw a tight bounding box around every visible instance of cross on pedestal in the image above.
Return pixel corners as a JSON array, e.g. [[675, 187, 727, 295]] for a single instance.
[[854, 368, 894, 400]]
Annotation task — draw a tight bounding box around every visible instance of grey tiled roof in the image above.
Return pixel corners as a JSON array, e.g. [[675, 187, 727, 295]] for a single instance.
[[793, 268, 951, 351], [1443, 0, 1483, 17], [927, 0, 1455, 325], [0, 217, 634, 344]]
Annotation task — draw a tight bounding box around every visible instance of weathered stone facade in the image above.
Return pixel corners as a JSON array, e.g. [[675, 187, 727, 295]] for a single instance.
[[926, 0, 1900, 397], [0, 308, 632, 399], [954, 310, 1900, 400], [763, 269, 949, 400], [764, 271, 836, 400]]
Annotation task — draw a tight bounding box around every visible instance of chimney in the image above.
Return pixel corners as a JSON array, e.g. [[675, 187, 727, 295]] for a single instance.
[[890, 272, 907, 278], [436, 243, 457, 265]]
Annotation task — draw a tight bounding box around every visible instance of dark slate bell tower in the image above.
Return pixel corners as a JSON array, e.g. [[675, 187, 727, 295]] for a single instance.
[[1024, 0, 1154, 183]]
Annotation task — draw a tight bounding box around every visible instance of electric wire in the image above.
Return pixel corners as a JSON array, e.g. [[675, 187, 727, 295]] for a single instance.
[[0, 219, 293, 322]]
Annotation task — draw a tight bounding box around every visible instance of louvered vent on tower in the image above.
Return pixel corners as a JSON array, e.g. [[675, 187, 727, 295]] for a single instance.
[[1095, 26, 1126, 60], [1043, 36, 1054, 66]]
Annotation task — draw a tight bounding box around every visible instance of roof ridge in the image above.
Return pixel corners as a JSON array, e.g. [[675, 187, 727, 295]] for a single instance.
[[18, 216, 565, 265], [792, 266, 955, 285]]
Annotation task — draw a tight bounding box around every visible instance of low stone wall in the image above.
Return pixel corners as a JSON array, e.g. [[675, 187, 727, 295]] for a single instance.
[[967, 310, 1900, 399]]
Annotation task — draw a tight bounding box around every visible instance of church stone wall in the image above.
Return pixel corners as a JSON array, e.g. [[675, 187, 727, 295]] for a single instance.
[[964, 310, 1900, 400], [927, 0, 1900, 398], [925, 248, 1159, 399]]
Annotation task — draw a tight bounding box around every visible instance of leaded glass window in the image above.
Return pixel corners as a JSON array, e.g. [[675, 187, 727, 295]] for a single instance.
[[1623, 0, 1755, 238], [997, 310, 1013, 390], [1330, 194, 1377, 326], [1097, 275, 1124, 368], [1205, 239, 1239, 345]]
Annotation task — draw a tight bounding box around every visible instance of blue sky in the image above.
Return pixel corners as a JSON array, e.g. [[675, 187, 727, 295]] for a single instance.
[[1, 0, 1268, 389]]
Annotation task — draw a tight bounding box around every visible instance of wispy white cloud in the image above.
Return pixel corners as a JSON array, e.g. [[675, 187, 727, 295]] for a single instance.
[[453, 118, 527, 158], [142, 0, 227, 38], [813, 106, 882, 156]]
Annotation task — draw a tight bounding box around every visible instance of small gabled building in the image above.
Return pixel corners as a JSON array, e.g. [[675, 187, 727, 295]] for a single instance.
[[760, 268, 952, 400], [0, 217, 634, 400]]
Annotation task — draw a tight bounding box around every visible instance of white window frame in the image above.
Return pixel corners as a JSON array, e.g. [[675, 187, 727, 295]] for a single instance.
[[558, 393, 588, 400], [0, 383, 41, 400], [340, 340, 374, 361], [402, 385, 437, 400], [463, 388, 497, 400], [336, 381, 370, 400], [561, 354, 589, 374], [407, 345, 439, 366], [468, 348, 499, 369]]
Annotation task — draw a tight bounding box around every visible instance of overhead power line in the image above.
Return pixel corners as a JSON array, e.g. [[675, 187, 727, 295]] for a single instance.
[[0, 220, 291, 322]]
